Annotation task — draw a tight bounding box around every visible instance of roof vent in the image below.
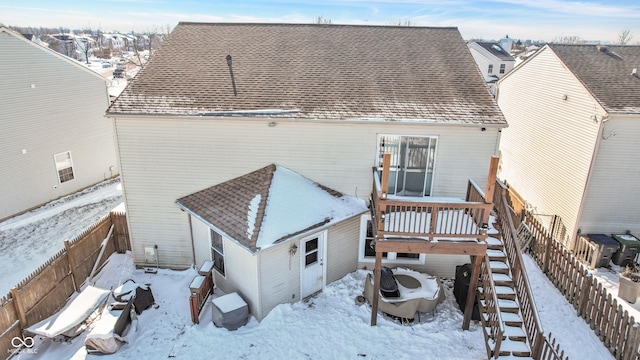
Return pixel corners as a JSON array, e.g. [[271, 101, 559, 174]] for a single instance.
[[597, 44, 608, 52], [633, 68, 638, 77]]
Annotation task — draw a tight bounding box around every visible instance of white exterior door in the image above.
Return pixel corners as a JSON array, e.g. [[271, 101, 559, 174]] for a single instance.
[[300, 232, 326, 298]]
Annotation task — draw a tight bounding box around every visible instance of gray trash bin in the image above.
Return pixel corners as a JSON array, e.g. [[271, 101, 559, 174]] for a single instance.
[[584, 234, 619, 268]]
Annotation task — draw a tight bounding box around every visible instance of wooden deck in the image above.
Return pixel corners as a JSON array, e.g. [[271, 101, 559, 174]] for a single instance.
[[369, 155, 498, 329]]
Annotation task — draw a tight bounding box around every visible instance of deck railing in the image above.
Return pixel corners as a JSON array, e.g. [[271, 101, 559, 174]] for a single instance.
[[480, 256, 505, 359], [371, 169, 492, 242]]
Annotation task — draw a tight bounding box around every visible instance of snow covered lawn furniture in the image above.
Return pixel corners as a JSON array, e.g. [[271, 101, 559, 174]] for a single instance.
[[84, 280, 155, 354], [364, 268, 444, 320], [85, 298, 133, 354], [211, 292, 249, 331], [26, 285, 111, 341]]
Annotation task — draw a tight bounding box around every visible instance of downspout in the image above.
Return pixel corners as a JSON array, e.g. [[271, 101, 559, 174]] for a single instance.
[[187, 214, 197, 266], [572, 112, 609, 248]]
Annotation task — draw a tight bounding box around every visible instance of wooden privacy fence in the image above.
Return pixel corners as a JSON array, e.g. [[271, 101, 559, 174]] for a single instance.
[[0, 210, 130, 358], [498, 180, 640, 360]]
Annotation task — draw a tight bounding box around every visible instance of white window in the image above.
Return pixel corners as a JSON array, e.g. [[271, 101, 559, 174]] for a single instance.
[[54, 151, 75, 183], [210, 229, 225, 276], [377, 135, 437, 197], [488, 64, 493, 74], [499, 64, 506, 74], [358, 215, 424, 264]]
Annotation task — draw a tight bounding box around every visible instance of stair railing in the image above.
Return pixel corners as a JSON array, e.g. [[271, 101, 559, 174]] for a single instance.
[[479, 255, 505, 359], [495, 181, 568, 360]]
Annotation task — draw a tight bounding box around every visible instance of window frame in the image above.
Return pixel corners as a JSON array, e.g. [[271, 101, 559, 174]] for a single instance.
[[53, 151, 75, 184], [499, 63, 506, 74], [210, 228, 225, 277], [376, 134, 438, 197], [358, 214, 425, 264], [488, 64, 494, 74]]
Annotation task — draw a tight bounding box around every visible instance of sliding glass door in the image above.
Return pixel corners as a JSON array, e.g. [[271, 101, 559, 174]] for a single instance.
[[377, 135, 437, 197]]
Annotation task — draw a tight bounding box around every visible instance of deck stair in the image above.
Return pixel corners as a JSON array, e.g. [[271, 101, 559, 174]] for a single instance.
[[478, 234, 533, 359]]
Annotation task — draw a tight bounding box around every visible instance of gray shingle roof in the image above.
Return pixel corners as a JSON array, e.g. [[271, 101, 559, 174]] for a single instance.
[[549, 44, 640, 114], [175, 164, 366, 252], [474, 41, 514, 62], [108, 22, 505, 125]]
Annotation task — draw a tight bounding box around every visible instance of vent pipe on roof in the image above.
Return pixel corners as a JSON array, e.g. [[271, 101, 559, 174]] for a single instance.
[[226, 54, 238, 96], [633, 68, 638, 77]]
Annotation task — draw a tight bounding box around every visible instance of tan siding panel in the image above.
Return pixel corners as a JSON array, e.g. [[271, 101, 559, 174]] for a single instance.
[[326, 216, 361, 283], [114, 117, 499, 268], [191, 216, 209, 268], [257, 242, 300, 321], [213, 236, 259, 318], [579, 115, 640, 235], [0, 32, 117, 220], [497, 48, 602, 243]]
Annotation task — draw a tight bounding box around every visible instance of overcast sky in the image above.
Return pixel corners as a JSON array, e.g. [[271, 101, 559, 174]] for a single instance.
[[1, 0, 639, 43]]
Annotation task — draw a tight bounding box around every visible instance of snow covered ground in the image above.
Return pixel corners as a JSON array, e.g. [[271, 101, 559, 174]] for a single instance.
[[0, 178, 123, 295], [0, 181, 621, 359]]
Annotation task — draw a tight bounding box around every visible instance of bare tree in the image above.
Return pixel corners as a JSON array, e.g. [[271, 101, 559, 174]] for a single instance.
[[313, 16, 332, 24], [389, 18, 414, 26], [618, 29, 633, 45], [552, 34, 584, 44]]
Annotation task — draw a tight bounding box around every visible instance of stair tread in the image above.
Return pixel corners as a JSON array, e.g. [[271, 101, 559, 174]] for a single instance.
[[490, 261, 509, 269], [492, 274, 512, 282], [487, 237, 503, 245], [503, 325, 526, 338], [495, 286, 516, 295], [487, 249, 506, 257], [496, 356, 534, 360], [499, 299, 519, 308], [496, 312, 523, 323], [493, 338, 531, 353]]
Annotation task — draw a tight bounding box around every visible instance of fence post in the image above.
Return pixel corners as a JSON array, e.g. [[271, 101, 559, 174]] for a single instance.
[[623, 322, 640, 360], [9, 287, 27, 329], [64, 240, 81, 292], [577, 273, 591, 319], [543, 233, 553, 274], [109, 212, 119, 253]]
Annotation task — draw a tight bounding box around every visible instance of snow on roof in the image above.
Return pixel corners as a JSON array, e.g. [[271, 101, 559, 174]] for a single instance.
[[255, 166, 367, 249], [176, 164, 367, 252]]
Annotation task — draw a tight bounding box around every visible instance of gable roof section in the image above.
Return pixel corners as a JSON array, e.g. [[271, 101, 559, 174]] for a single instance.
[[176, 164, 367, 252], [548, 44, 640, 114], [108, 22, 505, 125], [0, 26, 107, 82], [472, 41, 515, 62]]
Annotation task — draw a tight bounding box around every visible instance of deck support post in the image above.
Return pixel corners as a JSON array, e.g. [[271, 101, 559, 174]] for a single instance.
[[462, 254, 483, 330], [370, 250, 383, 326]]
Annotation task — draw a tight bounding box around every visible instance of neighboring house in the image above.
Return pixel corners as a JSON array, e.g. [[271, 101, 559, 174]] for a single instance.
[[0, 27, 118, 221], [497, 44, 640, 247], [106, 23, 506, 320], [468, 40, 515, 95]]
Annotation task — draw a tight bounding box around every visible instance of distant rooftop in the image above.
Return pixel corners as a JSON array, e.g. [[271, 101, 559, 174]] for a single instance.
[[472, 41, 515, 62]]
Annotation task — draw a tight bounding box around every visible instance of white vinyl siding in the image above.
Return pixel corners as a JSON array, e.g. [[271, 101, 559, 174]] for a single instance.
[[190, 215, 210, 268], [325, 215, 361, 283], [257, 241, 300, 321], [0, 30, 117, 220], [214, 238, 259, 318], [113, 117, 500, 268], [497, 47, 604, 245], [579, 115, 640, 235]]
